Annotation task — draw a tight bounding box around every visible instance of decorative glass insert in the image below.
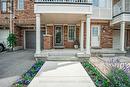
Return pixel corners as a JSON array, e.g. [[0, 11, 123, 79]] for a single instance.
[[56, 27, 62, 44], [92, 27, 98, 37]]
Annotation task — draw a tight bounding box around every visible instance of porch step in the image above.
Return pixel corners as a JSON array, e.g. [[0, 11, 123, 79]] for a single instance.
[[101, 54, 116, 57], [48, 52, 76, 56], [47, 56, 79, 61]]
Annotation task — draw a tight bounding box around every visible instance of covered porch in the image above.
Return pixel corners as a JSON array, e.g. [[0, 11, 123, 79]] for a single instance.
[[35, 13, 92, 57], [33, 0, 127, 58], [34, 0, 93, 58]]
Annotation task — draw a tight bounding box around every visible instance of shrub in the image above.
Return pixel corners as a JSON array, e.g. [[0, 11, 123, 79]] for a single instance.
[[107, 68, 130, 87], [7, 33, 16, 51]]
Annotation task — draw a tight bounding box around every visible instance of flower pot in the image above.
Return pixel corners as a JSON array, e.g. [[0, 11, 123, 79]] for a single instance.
[[74, 45, 78, 49]]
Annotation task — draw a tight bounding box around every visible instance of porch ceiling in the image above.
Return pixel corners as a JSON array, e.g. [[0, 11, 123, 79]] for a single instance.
[[41, 13, 86, 24], [113, 22, 130, 30]]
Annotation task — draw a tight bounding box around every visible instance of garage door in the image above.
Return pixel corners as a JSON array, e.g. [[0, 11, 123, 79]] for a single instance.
[[25, 31, 45, 49], [0, 29, 9, 47]]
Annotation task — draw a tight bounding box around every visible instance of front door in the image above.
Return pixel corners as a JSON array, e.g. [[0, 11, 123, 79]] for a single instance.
[[91, 25, 100, 48], [54, 25, 63, 47]]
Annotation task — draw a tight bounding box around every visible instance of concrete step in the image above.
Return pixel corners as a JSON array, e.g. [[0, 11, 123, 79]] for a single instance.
[[48, 53, 76, 56], [47, 56, 79, 61], [101, 54, 116, 57]]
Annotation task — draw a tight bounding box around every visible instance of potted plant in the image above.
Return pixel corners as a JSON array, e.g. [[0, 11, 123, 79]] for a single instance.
[[74, 39, 79, 49], [7, 33, 16, 51]]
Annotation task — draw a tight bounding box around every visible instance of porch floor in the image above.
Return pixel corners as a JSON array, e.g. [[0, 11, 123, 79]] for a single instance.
[[34, 48, 126, 59]]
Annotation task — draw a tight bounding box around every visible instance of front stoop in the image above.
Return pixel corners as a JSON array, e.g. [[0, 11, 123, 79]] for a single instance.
[[34, 52, 90, 61], [91, 49, 126, 57], [34, 53, 48, 58], [76, 52, 90, 58]]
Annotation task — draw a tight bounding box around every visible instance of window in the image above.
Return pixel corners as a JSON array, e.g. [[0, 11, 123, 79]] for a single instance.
[[68, 25, 76, 41], [18, 0, 24, 10], [99, 0, 106, 8], [93, 0, 99, 7], [93, 0, 106, 7], [1, 1, 7, 13]]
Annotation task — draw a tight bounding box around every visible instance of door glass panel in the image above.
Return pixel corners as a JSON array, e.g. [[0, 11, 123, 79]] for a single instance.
[[56, 27, 61, 44], [92, 27, 98, 37]]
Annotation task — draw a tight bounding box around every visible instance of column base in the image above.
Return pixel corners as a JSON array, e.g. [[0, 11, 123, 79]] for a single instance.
[[34, 50, 41, 57], [120, 49, 125, 52], [77, 52, 90, 58]]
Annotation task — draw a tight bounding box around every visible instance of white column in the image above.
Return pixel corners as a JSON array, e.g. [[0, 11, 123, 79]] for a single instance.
[[120, 21, 125, 51], [80, 21, 84, 51], [35, 14, 41, 54], [86, 15, 91, 55]]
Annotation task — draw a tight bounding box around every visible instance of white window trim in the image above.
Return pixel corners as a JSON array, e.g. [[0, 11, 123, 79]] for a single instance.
[[17, 0, 24, 10], [1, 1, 7, 13], [68, 25, 76, 42]]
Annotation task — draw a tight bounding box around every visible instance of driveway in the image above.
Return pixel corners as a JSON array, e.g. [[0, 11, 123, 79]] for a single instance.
[[0, 50, 35, 86]]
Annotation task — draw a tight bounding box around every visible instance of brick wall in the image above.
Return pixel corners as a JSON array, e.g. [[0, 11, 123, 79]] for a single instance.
[[64, 25, 74, 48], [64, 25, 80, 48], [14, 0, 35, 21], [0, 0, 35, 26], [43, 35, 53, 49], [127, 30, 130, 47], [83, 21, 113, 48], [44, 23, 113, 49], [0, 0, 113, 49], [14, 25, 22, 46], [47, 26, 53, 48], [45, 25, 80, 48], [100, 25, 113, 48]]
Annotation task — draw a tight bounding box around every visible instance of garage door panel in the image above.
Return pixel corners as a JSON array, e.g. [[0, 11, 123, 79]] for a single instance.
[[0, 30, 9, 47], [25, 31, 45, 49]]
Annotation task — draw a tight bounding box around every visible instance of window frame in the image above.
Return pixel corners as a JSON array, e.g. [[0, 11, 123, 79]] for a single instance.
[[93, 0, 106, 8], [99, 0, 106, 8], [17, 0, 24, 10], [1, 1, 7, 13], [93, 0, 99, 7], [68, 25, 76, 42]]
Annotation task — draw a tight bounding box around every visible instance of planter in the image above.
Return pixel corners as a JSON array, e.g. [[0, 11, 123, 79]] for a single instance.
[[12, 61, 45, 87], [74, 45, 78, 49], [81, 61, 111, 87]]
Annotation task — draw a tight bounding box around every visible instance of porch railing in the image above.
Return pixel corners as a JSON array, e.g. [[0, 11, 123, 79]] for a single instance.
[[35, 0, 92, 4], [113, 0, 122, 17], [113, 0, 130, 17]]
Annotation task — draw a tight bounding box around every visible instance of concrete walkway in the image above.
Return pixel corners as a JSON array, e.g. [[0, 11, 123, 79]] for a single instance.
[[28, 61, 96, 87]]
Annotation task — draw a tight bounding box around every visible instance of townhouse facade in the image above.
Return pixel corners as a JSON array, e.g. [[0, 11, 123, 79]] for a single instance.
[[0, 0, 129, 57]]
